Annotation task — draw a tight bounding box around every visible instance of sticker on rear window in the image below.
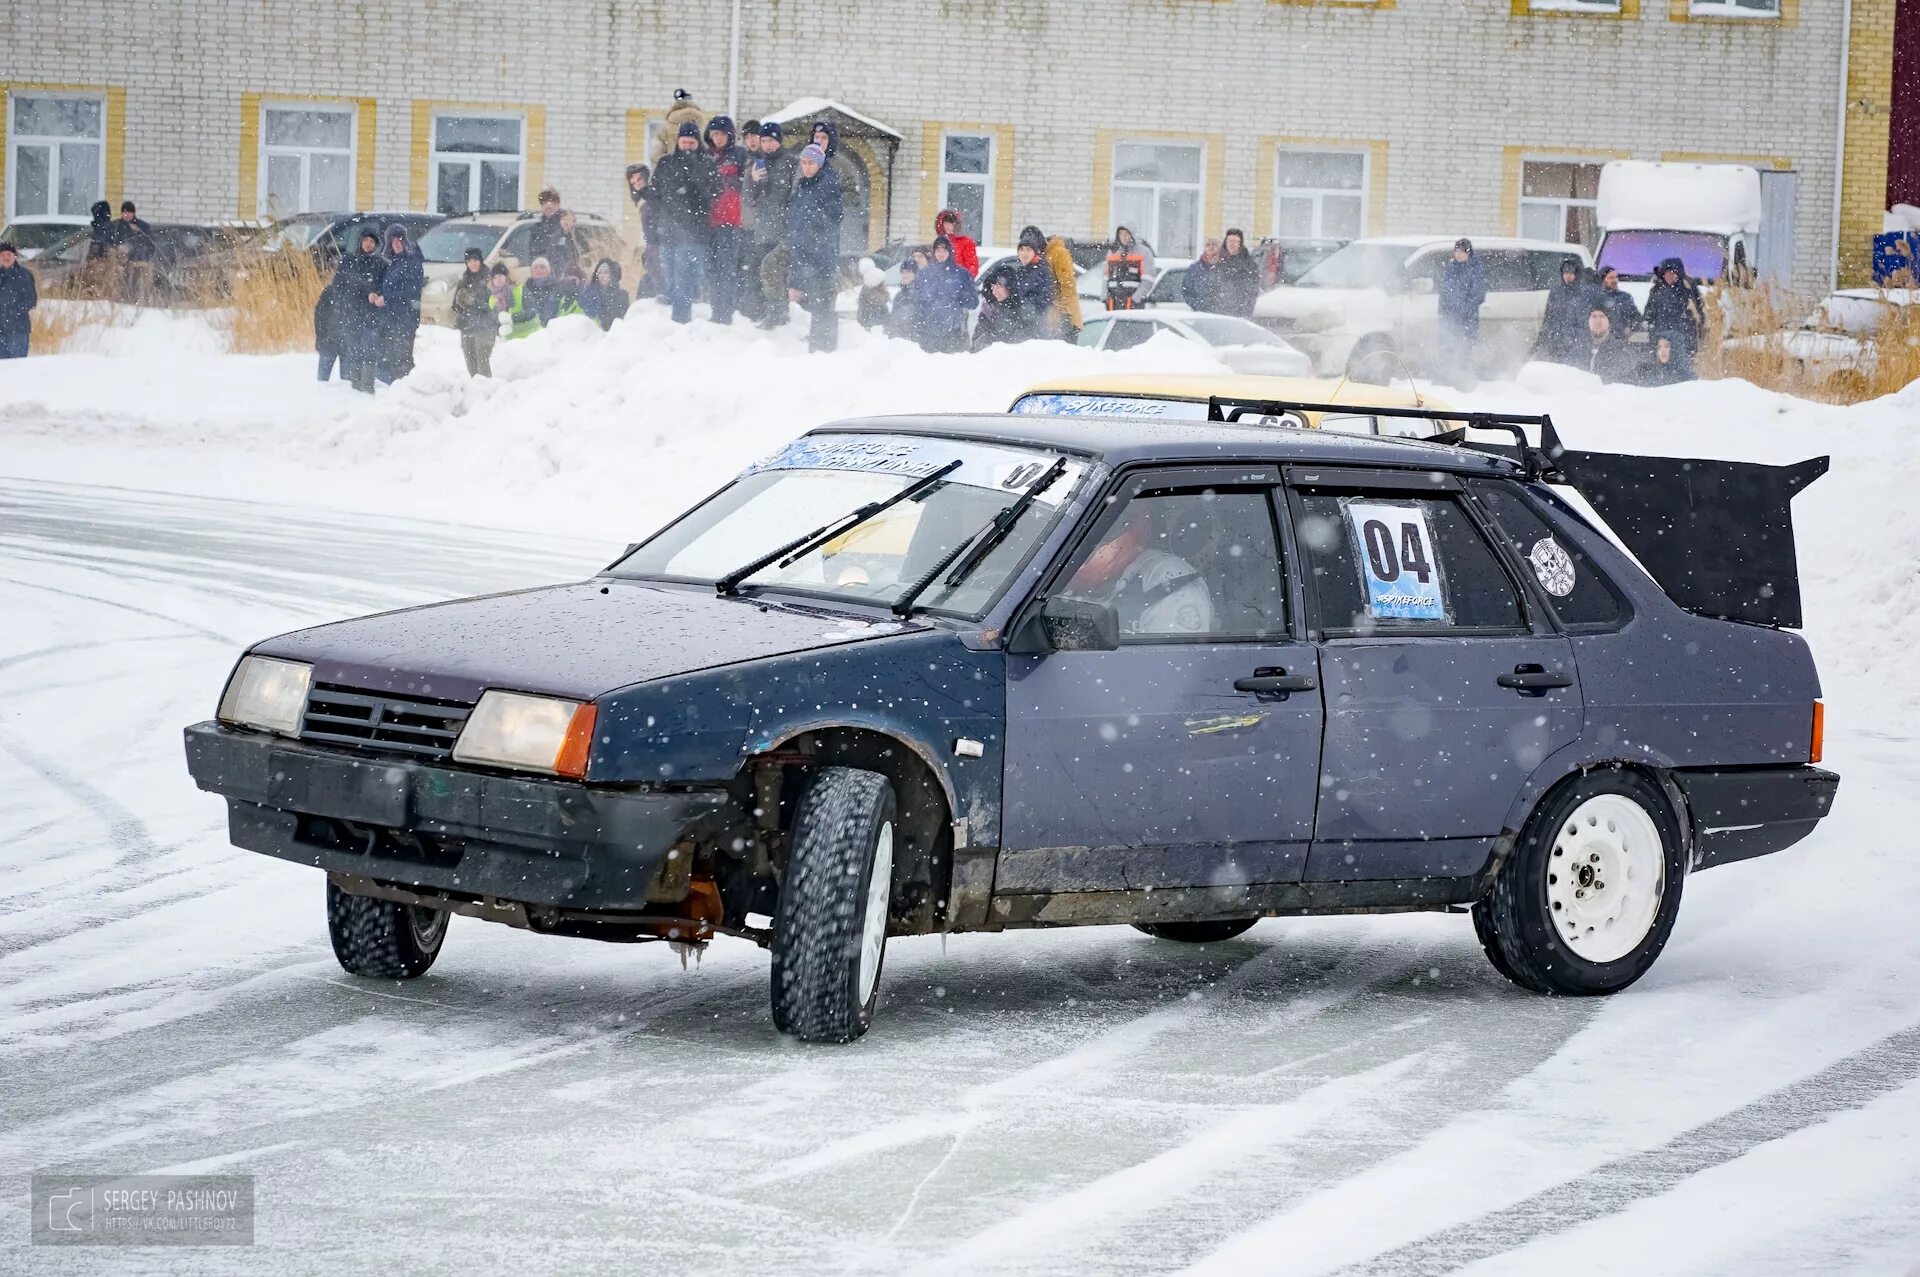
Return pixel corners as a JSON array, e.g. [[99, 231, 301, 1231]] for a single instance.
[[1528, 537, 1577, 598], [1344, 500, 1446, 622]]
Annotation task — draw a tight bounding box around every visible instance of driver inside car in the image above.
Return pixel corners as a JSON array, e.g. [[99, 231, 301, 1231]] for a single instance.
[[1063, 501, 1213, 635]]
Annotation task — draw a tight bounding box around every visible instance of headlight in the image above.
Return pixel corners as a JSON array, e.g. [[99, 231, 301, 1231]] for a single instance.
[[217, 655, 312, 736], [452, 691, 597, 778]]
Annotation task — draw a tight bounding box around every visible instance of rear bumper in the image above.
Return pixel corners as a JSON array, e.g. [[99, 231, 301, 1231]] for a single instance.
[[1674, 765, 1839, 871], [183, 721, 731, 910]]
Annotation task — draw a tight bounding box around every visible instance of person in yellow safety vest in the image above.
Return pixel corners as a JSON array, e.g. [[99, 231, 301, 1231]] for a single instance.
[[490, 257, 581, 340]]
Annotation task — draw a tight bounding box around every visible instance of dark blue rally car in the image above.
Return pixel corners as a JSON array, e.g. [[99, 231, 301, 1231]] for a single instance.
[[185, 405, 1838, 1042]]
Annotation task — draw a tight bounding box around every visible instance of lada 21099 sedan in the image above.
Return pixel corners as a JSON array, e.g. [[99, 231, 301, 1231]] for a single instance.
[[185, 406, 1838, 1042]]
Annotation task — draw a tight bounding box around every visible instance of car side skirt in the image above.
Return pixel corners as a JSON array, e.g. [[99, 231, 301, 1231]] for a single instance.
[[981, 875, 1483, 930]]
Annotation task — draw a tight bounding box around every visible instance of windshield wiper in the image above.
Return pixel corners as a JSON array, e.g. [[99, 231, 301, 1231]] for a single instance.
[[714, 459, 963, 596], [892, 458, 1070, 617]]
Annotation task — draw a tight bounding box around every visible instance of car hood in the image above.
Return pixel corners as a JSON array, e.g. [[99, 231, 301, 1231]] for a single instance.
[[252, 580, 928, 703]]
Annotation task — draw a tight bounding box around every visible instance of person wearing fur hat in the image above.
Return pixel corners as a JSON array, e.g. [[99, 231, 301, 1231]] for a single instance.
[[0, 240, 38, 359], [933, 209, 979, 277], [451, 247, 497, 376], [374, 221, 425, 383], [786, 141, 843, 353], [654, 88, 706, 162], [645, 120, 719, 324]]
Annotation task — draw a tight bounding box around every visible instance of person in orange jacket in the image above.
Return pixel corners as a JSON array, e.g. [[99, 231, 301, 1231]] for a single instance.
[[934, 209, 979, 277]]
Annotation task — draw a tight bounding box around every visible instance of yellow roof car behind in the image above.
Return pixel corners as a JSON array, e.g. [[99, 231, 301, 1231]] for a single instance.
[[1009, 373, 1457, 438]]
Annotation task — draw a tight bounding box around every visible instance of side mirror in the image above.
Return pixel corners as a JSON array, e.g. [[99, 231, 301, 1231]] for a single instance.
[[1011, 596, 1119, 653], [1410, 277, 1435, 296]]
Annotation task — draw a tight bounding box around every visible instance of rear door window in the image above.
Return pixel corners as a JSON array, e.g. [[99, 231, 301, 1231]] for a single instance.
[[1481, 251, 1536, 293], [499, 224, 532, 263], [1468, 480, 1627, 630], [1294, 488, 1524, 634]]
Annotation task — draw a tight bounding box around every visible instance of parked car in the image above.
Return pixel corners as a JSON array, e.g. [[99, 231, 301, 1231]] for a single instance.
[[244, 211, 447, 270], [1724, 288, 1919, 385], [418, 211, 622, 326], [1075, 258, 1192, 307], [1253, 235, 1594, 380], [1077, 310, 1315, 376], [1259, 237, 1348, 286], [33, 221, 259, 302], [1009, 372, 1457, 437], [0, 219, 88, 261], [185, 409, 1835, 1043]]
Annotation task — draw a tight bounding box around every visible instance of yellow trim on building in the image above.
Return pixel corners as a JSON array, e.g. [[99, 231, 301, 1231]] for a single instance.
[[1253, 136, 1390, 239], [1837, 0, 1895, 285], [918, 121, 1016, 247], [1092, 129, 1226, 250], [1668, 0, 1797, 24], [1269, 0, 1396, 9], [1512, 0, 1640, 17], [0, 80, 126, 219], [237, 93, 377, 220], [408, 100, 545, 211], [1658, 150, 1793, 170], [1500, 145, 1633, 235]]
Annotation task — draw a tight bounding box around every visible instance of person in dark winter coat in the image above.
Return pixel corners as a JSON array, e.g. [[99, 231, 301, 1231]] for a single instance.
[[1636, 334, 1695, 386], [885, 258, 921, 341], [915, 235, 979, 352], [331, 229, 387, 394], [110, 202, 153, 260], [645, 122, 719, 324], [703, 116, 749, 325], [1643, 257, 1704, 364], [1007, 226, 1056, 341], [1213, 229, 1261, 318], [374, 221, 425, 383], [972, 262, 1024, 350], [1595, 266, 1641, 339], [527, 188, 579, 280], [578, 258, 630, 331], [1437, 238, 1488, 389], [1183, 239, 1221, 312], [747, 122, 799, 327], [1532, 256, 1596, 366], [313, 258, 350, 380], [1575, 309, 1637, 383], [624, 164, 661, 299], [85, 201, 115, 262], [786, 143, 843, 353], [0, 242, 38, 359], [451, 248, 497, 376]]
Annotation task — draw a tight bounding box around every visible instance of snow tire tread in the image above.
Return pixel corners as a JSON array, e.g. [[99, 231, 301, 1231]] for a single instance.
[[327, 882, 446, 979]]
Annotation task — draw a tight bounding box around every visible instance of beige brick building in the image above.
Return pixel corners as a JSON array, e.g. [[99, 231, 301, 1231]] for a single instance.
[[0, 0, 1909, 292]]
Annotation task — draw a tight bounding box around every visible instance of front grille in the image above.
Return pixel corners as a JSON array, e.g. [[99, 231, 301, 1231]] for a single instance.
[[299, 683, 474, 762]]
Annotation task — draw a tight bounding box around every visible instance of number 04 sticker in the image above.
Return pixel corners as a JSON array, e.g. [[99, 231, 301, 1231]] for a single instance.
[[1344, 500, 1447, 621]]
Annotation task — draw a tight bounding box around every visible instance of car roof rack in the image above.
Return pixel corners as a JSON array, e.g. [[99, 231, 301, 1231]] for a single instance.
[[1204, 397, 1559, 480]]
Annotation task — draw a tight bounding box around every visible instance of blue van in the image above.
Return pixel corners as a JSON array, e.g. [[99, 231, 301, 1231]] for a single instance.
[[185, 408, 1837, 1042]]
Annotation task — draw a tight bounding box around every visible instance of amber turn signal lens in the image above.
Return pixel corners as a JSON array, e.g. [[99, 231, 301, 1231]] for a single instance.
[[554, 703, 598, 779], [1810, 701, 1824, 765]]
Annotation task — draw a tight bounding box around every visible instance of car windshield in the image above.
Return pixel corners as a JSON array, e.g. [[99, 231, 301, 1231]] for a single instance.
[[418, 223, 504, 263], [1597, 230, 1728, 282], [1, 222, 84, 251], [254, 220, 330, 253], [1289, 242, 1412, 290], [1181, 315, 1285, 347], [612, 434, 1087, 617]]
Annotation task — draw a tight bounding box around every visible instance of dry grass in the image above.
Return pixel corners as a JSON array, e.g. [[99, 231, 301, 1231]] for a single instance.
[[1702, 281, 1920, 405], [219, 248, 325, 354], [27, 299, 91, 353]]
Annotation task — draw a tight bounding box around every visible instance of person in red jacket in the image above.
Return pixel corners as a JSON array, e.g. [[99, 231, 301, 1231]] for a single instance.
[[934, 209, 979, 277], [705, 115, 748, 325]]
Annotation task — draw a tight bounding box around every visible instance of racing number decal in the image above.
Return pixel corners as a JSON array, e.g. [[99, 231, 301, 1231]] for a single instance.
[[1344, 500, 1446, 621]]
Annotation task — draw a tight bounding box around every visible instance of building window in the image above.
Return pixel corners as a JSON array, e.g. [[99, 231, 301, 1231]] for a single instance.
[[6, 92, 105, 223], [938, 132, 994, 247], [1527, 0, 1623, 11], [1112, 140, 1204, 259], [1519, 159, 1604, 250], [430, 113, 524, 216], [1687, 0, 1778, 14], [260, 105, 354, 216], [1274, 149, 1368, 241]]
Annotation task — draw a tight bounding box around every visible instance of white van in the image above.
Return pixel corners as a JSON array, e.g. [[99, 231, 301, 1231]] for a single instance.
[[1252, 235, 1591, 380], [1594, 161, 1763, 306]]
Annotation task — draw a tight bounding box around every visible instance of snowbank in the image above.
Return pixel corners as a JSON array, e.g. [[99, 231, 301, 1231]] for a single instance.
[[4, 304, 1916, 715]]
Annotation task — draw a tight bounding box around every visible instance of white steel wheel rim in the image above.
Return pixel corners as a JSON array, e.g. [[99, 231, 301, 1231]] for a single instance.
[[856, 822, 894, 1006], [409, 905, 447, 949], [1546, 794, 1665, 964]]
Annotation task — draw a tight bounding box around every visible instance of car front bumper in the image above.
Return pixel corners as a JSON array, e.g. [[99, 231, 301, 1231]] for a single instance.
[[183, 722, 731, 910], [1674, 765, 1840, 871]]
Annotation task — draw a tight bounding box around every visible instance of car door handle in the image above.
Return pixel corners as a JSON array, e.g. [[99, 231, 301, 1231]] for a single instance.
[[1497, 664, 1573, 692], [1234, 668, 1317, 697]]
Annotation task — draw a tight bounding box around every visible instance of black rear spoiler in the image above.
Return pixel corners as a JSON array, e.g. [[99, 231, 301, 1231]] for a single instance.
[[1206, 398, 1829, 630]]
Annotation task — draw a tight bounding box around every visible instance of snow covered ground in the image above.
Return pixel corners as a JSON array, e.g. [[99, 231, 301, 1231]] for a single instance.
[[2, 307, 1918, 1275]]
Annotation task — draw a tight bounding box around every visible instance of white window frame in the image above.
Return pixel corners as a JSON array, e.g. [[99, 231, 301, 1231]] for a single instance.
[[1111, 138, 1206, 260], [938, 130, 995, 244], [1271, 146, 1370, 241], [258, 102, 356, 217], [429, 111, 527, 215], [1517, 156, 1605, 247], [5, 90, 107, 225], [1687, 0, 1780, 16]]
